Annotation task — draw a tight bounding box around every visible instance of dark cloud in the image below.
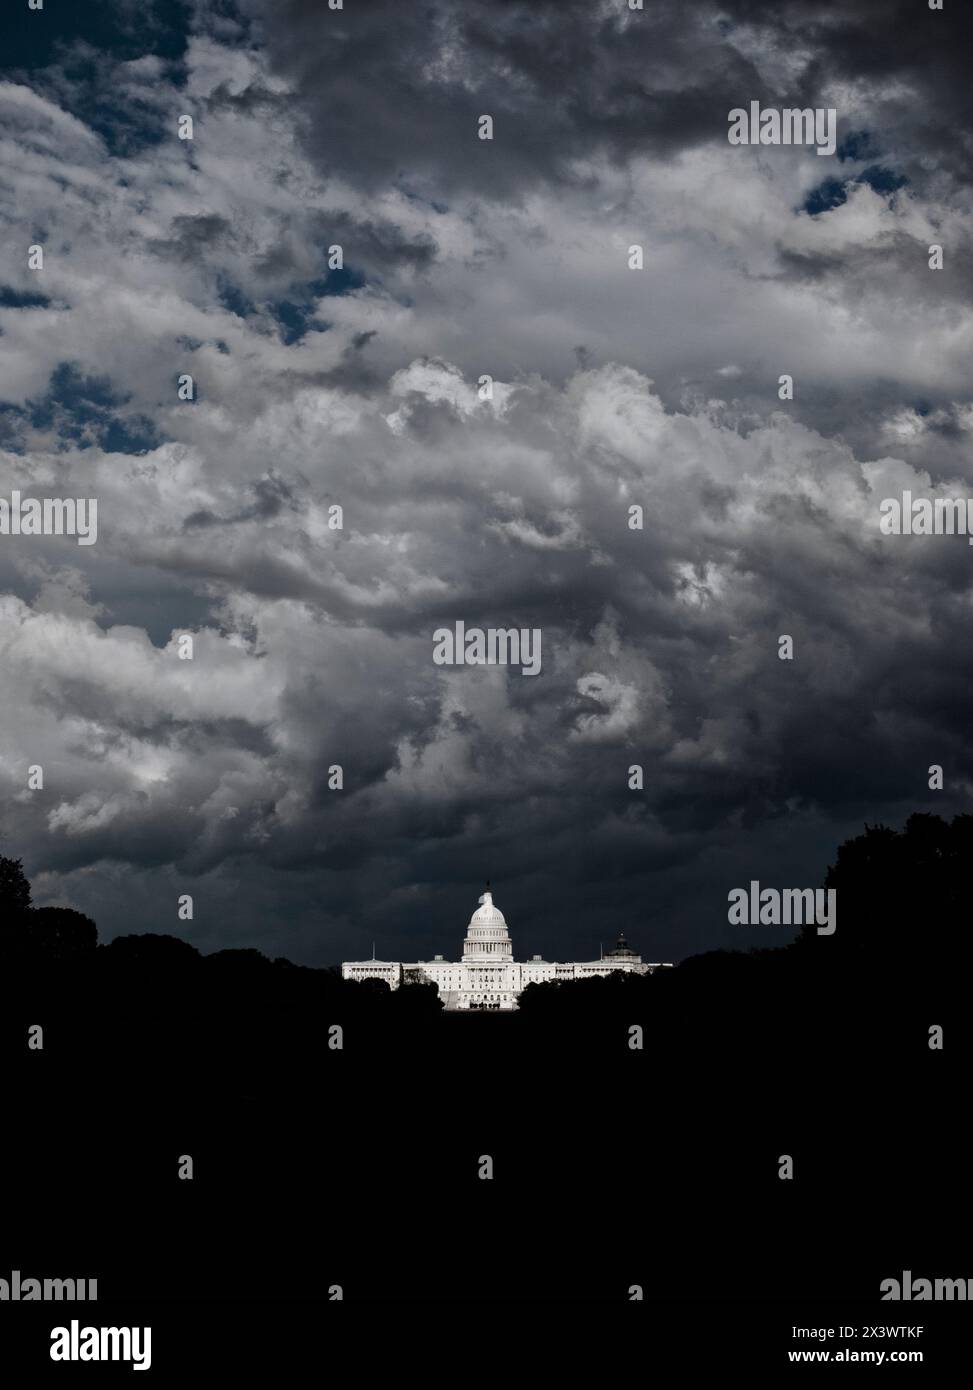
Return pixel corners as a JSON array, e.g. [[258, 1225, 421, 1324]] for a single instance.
[[1, 0, 972, 973], [149, 213, 236, 262], [243, 0, 973, 198], [183, 474, 297, 528], [239, 0, 753, 197]]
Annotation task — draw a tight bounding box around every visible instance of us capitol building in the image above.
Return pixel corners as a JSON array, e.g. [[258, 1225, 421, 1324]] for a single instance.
[[342, 886, 672, 1010]]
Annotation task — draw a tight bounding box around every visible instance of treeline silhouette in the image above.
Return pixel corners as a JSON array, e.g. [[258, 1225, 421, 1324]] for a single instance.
[[0, 855, 443, 1100], [519, 811, 973, 1068], [2, 812, 969, 1096]]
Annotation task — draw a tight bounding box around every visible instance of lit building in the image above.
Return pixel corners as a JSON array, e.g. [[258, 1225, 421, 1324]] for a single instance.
[[342, 886, 672, 1010]]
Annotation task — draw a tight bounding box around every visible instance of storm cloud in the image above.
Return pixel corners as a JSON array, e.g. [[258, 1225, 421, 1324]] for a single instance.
[[1, 1, 971, 966]]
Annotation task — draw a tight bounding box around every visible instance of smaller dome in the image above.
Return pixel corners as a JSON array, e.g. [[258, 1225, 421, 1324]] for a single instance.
[[605, 931, 637, 959]]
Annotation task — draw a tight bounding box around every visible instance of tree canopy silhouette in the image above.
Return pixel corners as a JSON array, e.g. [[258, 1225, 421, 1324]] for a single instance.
[[793, 811, 973, 972], [0, 855, 32, 921]]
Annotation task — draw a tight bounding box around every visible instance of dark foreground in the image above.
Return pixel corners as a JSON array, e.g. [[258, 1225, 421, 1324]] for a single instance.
[[2, 817, 972, 1368]]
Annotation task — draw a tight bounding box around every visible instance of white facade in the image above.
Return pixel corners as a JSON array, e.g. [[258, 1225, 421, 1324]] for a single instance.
[[342, 887, 672, 1010]]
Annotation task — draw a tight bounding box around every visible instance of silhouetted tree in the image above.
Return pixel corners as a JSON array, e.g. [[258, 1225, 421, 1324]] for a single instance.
[[793, 812, 973, 976], [25, 906, 97, 960], [0, 855, 32, 921], [102, 933, 200, 970]]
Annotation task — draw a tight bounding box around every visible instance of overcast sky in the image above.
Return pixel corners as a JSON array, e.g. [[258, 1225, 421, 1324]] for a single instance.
[[1, 0, 972, 966]]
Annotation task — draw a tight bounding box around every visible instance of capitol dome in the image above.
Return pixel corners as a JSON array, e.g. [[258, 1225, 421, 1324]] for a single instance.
[[463, 885, 513, 961]]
